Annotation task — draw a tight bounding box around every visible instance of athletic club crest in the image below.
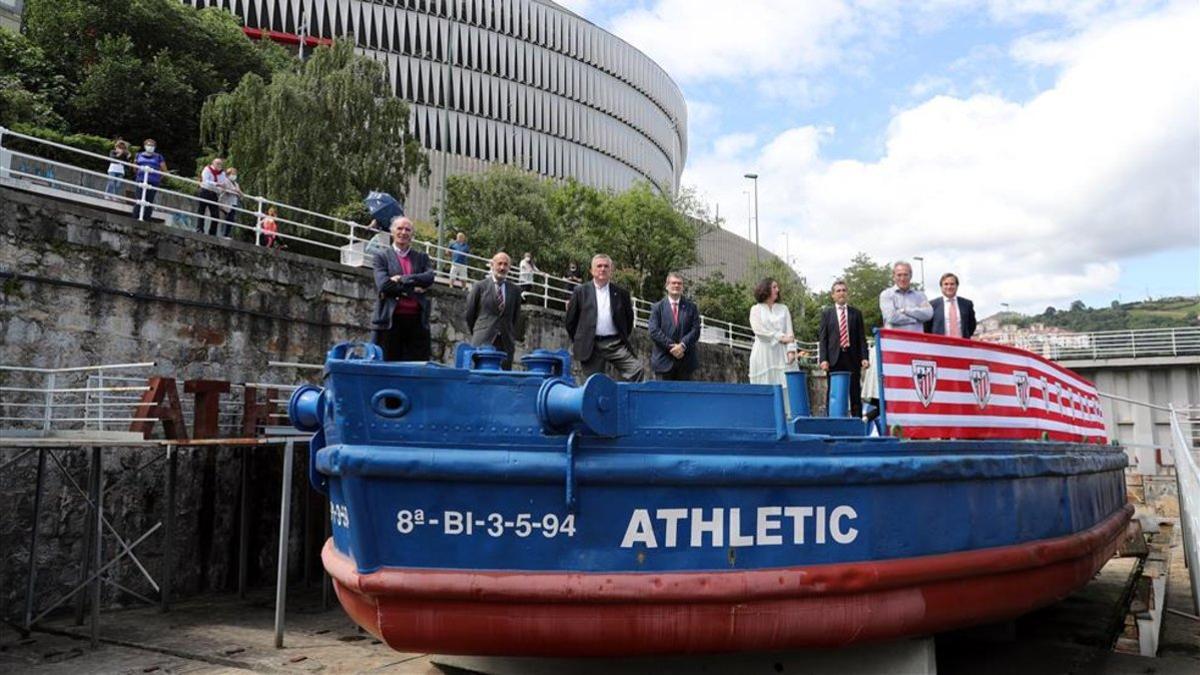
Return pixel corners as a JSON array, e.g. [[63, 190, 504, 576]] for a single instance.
[[911, 360, 938, 407], [969, 365, 991, 408], [1013, 371, 1031, 411]]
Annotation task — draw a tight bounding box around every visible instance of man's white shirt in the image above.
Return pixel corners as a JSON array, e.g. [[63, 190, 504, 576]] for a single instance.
[[594, 282, 617, 336]]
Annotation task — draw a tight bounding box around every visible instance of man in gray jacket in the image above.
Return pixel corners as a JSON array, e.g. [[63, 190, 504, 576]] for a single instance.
[[371, 217, 435, 361], [464, 251, 522, 369]]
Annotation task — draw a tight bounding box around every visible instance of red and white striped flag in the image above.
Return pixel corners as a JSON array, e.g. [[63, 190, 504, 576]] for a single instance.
[[877, 329, 1107, 442]]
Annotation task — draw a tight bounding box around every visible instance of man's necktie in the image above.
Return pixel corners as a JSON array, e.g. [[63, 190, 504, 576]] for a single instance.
[[496, 282, 505, 314], [948, 300, 960, 337], [839, 306, 850, 349], [672, 302, 679, 325]]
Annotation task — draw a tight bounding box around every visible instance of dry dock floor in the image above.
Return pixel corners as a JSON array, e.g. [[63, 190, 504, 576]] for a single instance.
[[3, 545, 1198, 674]]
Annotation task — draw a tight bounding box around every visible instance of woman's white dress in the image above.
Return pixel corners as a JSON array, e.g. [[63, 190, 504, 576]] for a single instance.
[[748, 302, 797, 385]]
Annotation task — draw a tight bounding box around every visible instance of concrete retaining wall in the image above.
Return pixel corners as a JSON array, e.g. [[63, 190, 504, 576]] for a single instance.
[[0, 186, 759, 618]]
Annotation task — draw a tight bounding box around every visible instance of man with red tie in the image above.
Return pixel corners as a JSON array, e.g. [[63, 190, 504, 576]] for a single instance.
[[925, 272, 977, 339], [648, 273, 701, 380], [819, 280, 870, 417]]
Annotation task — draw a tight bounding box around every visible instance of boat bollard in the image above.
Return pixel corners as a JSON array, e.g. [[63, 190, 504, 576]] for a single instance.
[[785, 370, 811, 417], [520, 349, 572, 378], [536, 374, 619, 437], [470, 345, 507, 371], [828, 371, 851, 417], [288, 384, 325, 432]]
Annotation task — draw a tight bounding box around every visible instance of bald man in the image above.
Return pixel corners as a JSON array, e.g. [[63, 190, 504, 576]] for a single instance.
[[371, 216, 435, 361], [464, 251, 522, 369]]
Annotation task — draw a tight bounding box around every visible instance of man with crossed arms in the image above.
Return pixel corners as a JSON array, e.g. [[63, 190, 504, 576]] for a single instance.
[[819, 280, 871, 417], [880, 260, 933, 332]]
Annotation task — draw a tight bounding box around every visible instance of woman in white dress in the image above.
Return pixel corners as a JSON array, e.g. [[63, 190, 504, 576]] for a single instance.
[[748, 278, 798, 385]]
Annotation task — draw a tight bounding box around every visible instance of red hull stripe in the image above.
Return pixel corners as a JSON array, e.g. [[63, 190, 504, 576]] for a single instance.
[[324, 505, 1131, 602], [241, 27, 333, 48], [325, 505, 1133, 656]]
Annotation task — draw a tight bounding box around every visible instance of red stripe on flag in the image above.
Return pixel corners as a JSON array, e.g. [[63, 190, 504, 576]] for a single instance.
[[878, 329, 1107, 442]]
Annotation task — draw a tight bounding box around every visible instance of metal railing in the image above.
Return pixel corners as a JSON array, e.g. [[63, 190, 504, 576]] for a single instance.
[[984, 326, 1200, 361], [0, 125, 767, 354], [1168, 405, 1200, 615], [0, 363, 157, 437], [0, 361, 317, 439]]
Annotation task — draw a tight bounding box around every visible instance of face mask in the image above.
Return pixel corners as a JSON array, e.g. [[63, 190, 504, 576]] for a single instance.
[[145, 145, 156, 153]]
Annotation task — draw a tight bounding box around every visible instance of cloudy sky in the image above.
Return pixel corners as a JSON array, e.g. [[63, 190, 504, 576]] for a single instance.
[[557, 0, 1199, 315]]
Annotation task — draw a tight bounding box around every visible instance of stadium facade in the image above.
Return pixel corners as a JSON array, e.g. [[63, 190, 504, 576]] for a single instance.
[[184, 0, 688, 221]]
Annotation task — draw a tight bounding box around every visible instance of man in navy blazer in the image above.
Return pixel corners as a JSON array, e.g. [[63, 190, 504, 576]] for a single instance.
[[924, 272, 977, 339], [818, 280, 871, 417], [564, 254, 644, 381], [648, 273, 701, 380], [371, 216, 435, 361]]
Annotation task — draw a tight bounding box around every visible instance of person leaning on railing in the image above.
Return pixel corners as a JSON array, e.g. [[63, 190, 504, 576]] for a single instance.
[[130, 139, 167, 221], [195, 157, 225, 236], [448, 232, 470, 288], [519, 252, 538, 297], [105, 139, 130, 200], [218, 166, 244, 239]]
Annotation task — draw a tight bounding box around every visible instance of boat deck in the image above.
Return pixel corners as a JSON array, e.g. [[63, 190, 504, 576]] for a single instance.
[[2, 546, 1197, 674]]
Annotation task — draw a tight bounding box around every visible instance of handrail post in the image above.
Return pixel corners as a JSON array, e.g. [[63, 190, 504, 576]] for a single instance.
[[97, 371, 106, 431], [255, 198, 265, 247], [136, 170, 150, 221], [42, 372, 55, 435], [0, 125, 7, 180], [542, 272, 549, 309], [1168, 405, 1200, 615], [1172, 328, 1178, 357]]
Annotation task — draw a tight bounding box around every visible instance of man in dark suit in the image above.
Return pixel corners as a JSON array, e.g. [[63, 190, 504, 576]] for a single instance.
[[818, 279, 870, 417], [371, 216, 435, 361], [648, 273, 701, 381], [464, 251, 522, 369], [924, 272, 977, 339], [564, 254, 644, 382]]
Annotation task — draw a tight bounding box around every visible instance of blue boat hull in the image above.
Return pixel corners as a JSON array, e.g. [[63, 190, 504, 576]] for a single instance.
[[293, 348, 1131, 655]]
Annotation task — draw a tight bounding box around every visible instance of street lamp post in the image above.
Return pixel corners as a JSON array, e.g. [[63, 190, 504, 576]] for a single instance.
[[744, 173, 759, 264], [437, 16, 460, 254], [912, 255, 925, 290]]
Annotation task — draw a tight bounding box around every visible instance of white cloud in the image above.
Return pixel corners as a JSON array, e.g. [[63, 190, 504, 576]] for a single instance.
[[682, 3, 1199, 313], [609, 0, 875, 83]]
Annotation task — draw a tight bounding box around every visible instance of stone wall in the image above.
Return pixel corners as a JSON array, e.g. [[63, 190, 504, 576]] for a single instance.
[[0, 186, 752, 618]]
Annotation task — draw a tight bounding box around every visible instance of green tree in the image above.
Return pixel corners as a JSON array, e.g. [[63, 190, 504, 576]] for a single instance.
[[839, 253, 893, 331], [546, 178, 610, 272], [592, 182, 697, 298], [22, 0, 289, 165], [444, 166, 557, 268], [69, 35, 199, 160], [0, 29, 67, 129], [200, 40, 428, 218], [691, 272, 752, 326]]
